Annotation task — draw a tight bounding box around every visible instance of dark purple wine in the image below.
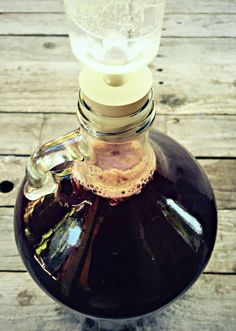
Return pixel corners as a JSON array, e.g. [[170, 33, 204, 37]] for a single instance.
[[14, 130, 217, 319]]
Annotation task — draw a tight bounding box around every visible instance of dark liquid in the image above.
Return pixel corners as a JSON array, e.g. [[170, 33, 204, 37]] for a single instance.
[[14, 131, 217, 319]]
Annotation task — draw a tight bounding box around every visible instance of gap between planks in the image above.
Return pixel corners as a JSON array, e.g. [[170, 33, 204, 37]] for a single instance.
[[1, 272, 236, 278], [2, 12, 236, 15], [0, 13, 236, 37], [0, 113, 235, 157], [1, 112, 236, 117], [1, 158, 236, 209], [0, 34, 236, 38]]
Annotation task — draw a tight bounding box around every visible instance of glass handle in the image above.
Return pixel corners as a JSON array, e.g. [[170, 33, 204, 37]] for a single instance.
[[24, 128, 89, 200]]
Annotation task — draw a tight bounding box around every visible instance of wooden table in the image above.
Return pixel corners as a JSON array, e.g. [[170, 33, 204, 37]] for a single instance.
[[0, 1, 235, 330]]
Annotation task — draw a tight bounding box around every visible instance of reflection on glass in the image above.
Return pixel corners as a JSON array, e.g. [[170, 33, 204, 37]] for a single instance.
[[158, 198, 203, 252]]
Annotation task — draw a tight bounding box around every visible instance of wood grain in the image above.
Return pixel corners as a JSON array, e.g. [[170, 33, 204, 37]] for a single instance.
[[1, 62, 236, 115], [0, 113, 235, 157], [200, 159, 236, 210], [0, 13, 236, 37], [166, 0, 236, 14], [166, 115, 236, 157], [2, 206, 235, 273], [163, 14, 236, 37], [1, 0, 235, 14], [0, 113, 45, 155], [206, 210, 236, 273], [0, 156, 26, 206], [0, 0, 63, 12], [0, 272, 235, 331], [0, 156, 235, 209], [1, 37, 236, 64]]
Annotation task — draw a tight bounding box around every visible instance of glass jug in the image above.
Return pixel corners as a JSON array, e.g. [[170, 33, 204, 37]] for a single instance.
[[14, 1, 217, 330]]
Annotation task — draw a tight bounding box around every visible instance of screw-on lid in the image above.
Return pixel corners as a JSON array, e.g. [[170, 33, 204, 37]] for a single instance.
[[79, 66, 152, 117]]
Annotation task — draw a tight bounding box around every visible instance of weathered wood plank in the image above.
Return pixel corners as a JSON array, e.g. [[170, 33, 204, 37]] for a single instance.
[[1, 206, 235, 272], [0, 13, 68, 35], [0, 208, 24, 271], [166, 115, 236, 157], [158, 38, 236, 64], [166, 0, 236, 14], [1, 37, 236, 64], [154, 64, 236, 115], [163, 13, 236, 37], [0, 113, 45, 155], [206, 210, 236, 273], [0, 272, 235, 331], [0, 157, 235, 210], [0, 36, 74, 62], [0, 113, 235, 157], [1, 62, 235, 115], [1, 0, 235, 14], [0, 62, 81, 114], [200, 159, 236, 210], [0, 157, 26, 206], [0, 0, 63, 12], [0, 13, 236, 37]]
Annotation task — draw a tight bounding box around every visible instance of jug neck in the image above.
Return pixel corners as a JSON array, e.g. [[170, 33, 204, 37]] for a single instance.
[[73, 90, 156, 199], [77, 89, 156, 140]]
